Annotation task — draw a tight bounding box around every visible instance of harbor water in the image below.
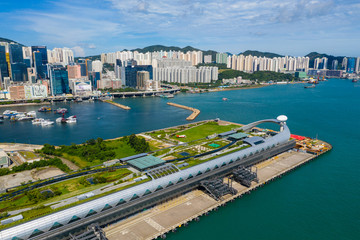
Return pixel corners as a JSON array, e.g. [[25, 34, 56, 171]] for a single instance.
[[0, 79, 359, 239]]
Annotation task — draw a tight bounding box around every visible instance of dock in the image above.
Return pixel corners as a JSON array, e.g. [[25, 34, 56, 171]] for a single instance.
[[102, 100, 131, 110], [167, 102, 200, 121], [104, 149, 330, 240]]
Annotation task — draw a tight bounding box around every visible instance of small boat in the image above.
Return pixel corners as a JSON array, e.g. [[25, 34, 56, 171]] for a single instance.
[[41, 119, 54, 126], [75, 98, 83, 102], [27, 111, 37, 118], [352, 79, 358, 83], [32, 118, 45, 125], [56, 117, 67, 123], [55, 108, 68, 114], [3, 110, 18, 118], [66, 115, 77, 123], [38, 106, 52, 112], [222, 98, 228, 101], [304, 84, 316, 89]]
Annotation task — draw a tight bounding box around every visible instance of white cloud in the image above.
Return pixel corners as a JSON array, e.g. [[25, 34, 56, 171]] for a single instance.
[[88, 44, 96, 49], [72, 46, 86, 57], [4, 0, 360, 56]]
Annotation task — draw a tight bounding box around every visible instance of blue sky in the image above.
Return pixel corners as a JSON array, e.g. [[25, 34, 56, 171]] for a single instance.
[[1, 0, 359, 57]]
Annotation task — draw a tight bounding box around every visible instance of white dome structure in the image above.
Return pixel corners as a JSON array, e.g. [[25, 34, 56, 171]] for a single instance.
[[277, 115, 288, 122]]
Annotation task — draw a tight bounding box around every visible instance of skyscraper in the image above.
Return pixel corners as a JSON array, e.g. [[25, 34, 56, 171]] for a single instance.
[[11, 62, 28, 82], [0, 46, 9, 83], [31, 46, 48, 64], [347, 58, 355, 73], [125, 63, 153, 88], [33, 51, 45, 79], [9, 44, 24, 64], [331, 60, 338, 70], [49, 65, 70, 96], [355, 57, 360, 73]]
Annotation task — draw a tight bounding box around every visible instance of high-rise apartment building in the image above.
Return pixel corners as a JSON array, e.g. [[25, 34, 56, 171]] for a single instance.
[[347, 58, 355, 73], [216, 53, 228, 64]]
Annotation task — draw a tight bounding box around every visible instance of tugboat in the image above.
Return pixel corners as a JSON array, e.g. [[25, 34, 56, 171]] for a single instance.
[[38, 106, 52, 112]]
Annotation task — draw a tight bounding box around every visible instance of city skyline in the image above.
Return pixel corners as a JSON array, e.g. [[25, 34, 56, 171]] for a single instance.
[[1, 0, 360, 57]]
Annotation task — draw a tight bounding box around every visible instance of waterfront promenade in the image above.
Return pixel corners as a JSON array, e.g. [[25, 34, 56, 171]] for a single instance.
[[104, 150, 327, 240]]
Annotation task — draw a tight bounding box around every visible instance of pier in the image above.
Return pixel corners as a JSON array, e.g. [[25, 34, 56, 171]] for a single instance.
[[101, 100, 131, 110], [104, 148, 330, 240], [167, 102, 200, 121]]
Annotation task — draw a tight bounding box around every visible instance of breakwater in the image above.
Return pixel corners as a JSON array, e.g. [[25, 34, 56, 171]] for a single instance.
[[101, 100, 131, 110], [167, 102, 200, 120]]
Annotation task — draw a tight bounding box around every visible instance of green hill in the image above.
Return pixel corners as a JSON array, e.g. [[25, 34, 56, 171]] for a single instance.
[[0, 37, 24, 46], [240, 50, 283, 58], [131, 45, 201, 53]]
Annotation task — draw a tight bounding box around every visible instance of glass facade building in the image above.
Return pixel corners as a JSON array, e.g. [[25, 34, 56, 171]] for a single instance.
[[79, 63, 87, 76], [89, 71, 100, 89], [11, 63, 28, 82], [31, 46, 48, 64], [125, 65, 153, 88], [50, 66, 70, 96], [0, 46, 9, 82], [9, 44, 24, 64], [33, 51, 45, 79]]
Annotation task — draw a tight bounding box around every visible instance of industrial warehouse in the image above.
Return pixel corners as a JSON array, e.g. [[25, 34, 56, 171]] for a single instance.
[[0, 116, 331, 240]]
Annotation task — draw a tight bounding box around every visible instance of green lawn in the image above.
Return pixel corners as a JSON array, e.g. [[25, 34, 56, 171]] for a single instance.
[[18, 151, 38, 160], [0, 178, 150, 231], [171, 122, 239, 142], [61, 139, 147, 168], [105, 140, 138, 158]]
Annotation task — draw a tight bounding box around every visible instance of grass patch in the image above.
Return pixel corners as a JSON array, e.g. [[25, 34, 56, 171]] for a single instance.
[[171, 122, 239, 142], [18, 151, 38, 160], [0, 168, 132, 214], [0, 178, 150, 231]]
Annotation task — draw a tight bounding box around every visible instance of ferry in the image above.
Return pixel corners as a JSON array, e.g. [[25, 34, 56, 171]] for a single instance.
[[38, 106, 52, 112]]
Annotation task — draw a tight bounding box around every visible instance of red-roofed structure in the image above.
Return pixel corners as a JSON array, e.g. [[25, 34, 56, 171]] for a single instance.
[[291, 134, 306, 140]]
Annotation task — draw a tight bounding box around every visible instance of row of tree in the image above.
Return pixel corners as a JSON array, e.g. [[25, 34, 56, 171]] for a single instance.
[[0, 158, 70, 177], [219, 70, 298, 82]]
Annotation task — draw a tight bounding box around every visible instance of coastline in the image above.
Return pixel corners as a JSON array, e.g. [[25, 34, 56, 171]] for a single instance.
[[0, 102, 49, 108]]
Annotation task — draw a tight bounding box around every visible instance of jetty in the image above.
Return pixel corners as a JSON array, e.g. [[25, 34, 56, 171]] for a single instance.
[[102, 100, 131, 110], [167, 102, 200, 120]]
